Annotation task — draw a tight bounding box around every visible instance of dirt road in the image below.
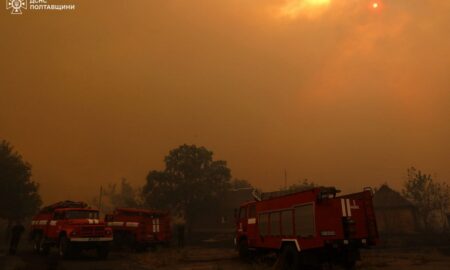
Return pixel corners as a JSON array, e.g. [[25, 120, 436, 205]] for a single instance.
[[0, 244, 261, 270], [1, 243, 450, 270]]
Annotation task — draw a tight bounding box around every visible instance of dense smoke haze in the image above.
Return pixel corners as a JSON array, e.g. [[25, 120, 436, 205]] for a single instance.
[[1, 0, 449, 203]]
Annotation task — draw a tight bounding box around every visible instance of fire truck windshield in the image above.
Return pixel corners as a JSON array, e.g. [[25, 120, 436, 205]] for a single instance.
[[65, 210, 99, 219]]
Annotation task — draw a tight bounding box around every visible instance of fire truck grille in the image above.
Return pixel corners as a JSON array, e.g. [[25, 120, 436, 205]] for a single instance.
[[79, 226, 105, 237]]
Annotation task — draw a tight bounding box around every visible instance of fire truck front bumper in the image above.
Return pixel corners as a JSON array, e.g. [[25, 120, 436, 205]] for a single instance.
[[70, 237, 113, 242]]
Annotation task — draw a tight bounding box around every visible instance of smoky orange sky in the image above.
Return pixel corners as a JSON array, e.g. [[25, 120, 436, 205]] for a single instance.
[[1, 0, 449, 204]]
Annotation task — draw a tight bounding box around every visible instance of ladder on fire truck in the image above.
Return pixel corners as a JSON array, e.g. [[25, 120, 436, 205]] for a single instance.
[[253, 186, 340, 201], [40, 201, 89, 213]]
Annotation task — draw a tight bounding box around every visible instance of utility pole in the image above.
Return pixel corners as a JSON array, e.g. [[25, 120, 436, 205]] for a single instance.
[[98, 185, 103, 213]]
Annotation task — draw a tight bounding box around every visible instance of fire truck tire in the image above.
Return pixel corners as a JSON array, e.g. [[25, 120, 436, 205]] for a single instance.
[[58, 236, 72, 259], [40, 242, 50, 256], [280, 244, 300, 270], [342, 248, 358, 270], [33, 234, 50, 256], [33, 233, 42, 253], [238, 239, 250, 260]]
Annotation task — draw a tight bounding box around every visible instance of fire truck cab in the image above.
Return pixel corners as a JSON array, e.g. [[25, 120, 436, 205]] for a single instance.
[[30, 201, 113, 259], [106, 208, 171, 250], [235, 187, 378, 269]]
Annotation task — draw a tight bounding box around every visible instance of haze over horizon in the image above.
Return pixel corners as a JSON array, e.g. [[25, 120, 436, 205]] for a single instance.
[[1, 0, 449, 204]]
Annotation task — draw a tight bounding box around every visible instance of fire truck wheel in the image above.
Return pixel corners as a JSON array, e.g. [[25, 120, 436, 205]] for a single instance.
[[58, 236, 71, 259], [40, 242, 50, 256], [33, 234, 42, 253], [280, 244, 300, 270], [342, 248, 358, 270], [238, 239, 250, 261], [33, 234, 50, 256]]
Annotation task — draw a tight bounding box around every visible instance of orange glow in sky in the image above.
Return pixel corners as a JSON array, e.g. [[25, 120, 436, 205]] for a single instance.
[[280, 0, 331, 19]]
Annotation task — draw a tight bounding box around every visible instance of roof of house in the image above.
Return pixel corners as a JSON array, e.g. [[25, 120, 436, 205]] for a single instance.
[[373, 184, 414, 209], [39, 201, 90, 213]]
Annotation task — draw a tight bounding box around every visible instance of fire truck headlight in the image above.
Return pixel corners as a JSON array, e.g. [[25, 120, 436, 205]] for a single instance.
[[70, 231, 77, 236]]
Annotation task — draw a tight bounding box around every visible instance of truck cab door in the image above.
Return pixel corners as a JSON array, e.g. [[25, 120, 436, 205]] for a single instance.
[[47, 212, 62, 239], [246, 204, 257, 245], [238, 207, 247, 235], [143, 218, 152, 238]]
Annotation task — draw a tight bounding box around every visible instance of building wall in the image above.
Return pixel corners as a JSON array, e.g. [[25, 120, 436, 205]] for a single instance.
[[375, 207, 417, 234]]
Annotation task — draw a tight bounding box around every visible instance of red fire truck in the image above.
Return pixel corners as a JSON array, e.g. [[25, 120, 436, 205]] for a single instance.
[[105, 208, 171, 250], [30, 201, 113, 259], [235, 187, 378, 269]]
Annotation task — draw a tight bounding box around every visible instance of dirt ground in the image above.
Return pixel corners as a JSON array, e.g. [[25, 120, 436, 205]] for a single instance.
[[1, 242, 450, 270]]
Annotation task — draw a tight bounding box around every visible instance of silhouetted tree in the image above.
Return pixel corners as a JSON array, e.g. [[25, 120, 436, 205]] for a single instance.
[[402, 167, 450, 231], [286, 179, 317, 192], [0, 140, 41, 236], [142, 144, 231, 231]]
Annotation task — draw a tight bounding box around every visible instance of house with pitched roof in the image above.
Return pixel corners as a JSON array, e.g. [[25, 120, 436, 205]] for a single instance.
[[373, 184, 420, 234]]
